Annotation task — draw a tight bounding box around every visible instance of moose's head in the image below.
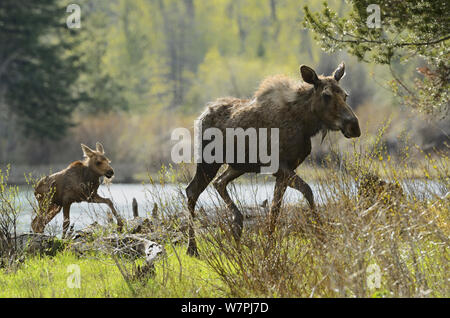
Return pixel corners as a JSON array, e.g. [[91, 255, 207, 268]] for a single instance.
[[81, 142, 114, 178], [300, 63, 361, 139]]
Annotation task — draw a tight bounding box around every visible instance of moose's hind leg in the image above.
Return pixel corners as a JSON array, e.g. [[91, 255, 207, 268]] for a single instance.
[[31, 203, 61, 233], [186, 163, 220, 256], [213, 166, 245, 241]]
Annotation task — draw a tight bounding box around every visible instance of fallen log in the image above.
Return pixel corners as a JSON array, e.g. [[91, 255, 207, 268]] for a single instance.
[[4, 233, 65, 256], [70, 233, 164, 266], [7, 198, 269, 262]]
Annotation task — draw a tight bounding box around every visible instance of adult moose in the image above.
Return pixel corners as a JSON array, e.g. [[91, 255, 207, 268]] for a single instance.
[[32, 142, 124, 237], [186, 63, 361, 256]]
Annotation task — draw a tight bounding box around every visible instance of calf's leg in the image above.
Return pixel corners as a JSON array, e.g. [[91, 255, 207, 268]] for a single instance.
[[31, 203, 62, 233], [89, 195, 124, 229]]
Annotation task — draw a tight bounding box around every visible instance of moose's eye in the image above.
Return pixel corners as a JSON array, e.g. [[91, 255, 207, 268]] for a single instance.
[[96, 161, 102, 166]]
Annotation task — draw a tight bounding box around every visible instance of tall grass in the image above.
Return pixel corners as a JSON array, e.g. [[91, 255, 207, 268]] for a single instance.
[[0, 164, 24, 269], [0, 121, 448, 298], [192, 126, 449, 298], [0, 248, 226, 297]]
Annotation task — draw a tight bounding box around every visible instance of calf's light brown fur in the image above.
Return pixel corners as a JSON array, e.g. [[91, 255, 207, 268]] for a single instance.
[[32, 142, 124, 237]]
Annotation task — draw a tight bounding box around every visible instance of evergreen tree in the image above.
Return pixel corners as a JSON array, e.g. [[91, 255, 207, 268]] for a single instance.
[[0, 0, 82, 139]]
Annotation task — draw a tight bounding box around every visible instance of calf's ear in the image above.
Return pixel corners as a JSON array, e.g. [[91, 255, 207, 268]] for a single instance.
[[300, 65, 320, 87], [96, 142, 105, 154], [333, 62, 346, 81], [81, 144, 95, 158]]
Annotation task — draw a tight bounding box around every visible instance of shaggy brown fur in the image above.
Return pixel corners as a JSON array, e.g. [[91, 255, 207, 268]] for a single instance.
[[185, 63, 361, 256], [32, 142, 124, 237]]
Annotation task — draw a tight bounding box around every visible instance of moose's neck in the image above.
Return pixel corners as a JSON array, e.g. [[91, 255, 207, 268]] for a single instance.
[[293, 87, 323, 139], [304, 115, 323, 139], [82, 165, 102, 184]]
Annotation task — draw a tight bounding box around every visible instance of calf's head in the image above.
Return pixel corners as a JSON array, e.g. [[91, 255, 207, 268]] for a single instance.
[[300, 63, 361, 139], [81, 142, 114, 178]]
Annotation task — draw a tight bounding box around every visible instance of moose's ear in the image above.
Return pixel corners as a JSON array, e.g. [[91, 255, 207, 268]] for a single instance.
[[96, 142, 105, 154], [300, 65, 320, 87], [333, 62, 346, 81], [81, 144, 95, 158]]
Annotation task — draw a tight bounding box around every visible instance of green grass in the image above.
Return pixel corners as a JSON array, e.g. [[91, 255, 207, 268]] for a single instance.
[[0, 244, 226, 298], [1, 119, 448, 298]]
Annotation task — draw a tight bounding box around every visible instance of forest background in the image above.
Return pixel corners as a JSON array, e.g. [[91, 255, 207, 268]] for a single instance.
[[0, 0, 448, 183]]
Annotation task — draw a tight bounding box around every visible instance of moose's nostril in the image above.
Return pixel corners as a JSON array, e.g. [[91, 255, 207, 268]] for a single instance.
[[353, 124, 361, 137], [344, 119, 361, 138]]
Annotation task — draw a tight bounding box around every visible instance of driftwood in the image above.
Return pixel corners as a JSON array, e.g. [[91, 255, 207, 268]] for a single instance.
[[68, 200, 166, 267], [5, 198, 167, 272], [7, 197, 270, 263], [6, 230, 164, 269], [66, 202, 166, 278], [70, 233, 164, 266]]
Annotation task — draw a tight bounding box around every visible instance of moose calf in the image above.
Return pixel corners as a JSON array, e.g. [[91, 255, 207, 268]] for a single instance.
[[32, 142, 124, 237]]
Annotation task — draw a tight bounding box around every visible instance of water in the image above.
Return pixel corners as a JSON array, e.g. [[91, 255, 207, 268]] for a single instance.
[[14, 182, 309, 234], [12, 180, 447, 235]]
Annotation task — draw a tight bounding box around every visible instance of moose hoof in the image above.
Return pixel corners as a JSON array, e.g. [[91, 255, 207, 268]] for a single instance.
[[186, 242, 199, 257], [232, 213, 243, 240], [117, 219, 125, 231], [231, 223, 243, 242], [187, 246, 199, 257]]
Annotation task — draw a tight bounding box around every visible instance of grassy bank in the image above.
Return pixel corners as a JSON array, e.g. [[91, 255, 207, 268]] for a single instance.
[[0, 245, 226, 298], [0, 123, 448, 298]]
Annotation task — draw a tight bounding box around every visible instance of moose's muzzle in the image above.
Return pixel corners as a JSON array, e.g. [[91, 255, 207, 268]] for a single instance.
[[105, 169, 114, 178], [342, 117, 361, 138]]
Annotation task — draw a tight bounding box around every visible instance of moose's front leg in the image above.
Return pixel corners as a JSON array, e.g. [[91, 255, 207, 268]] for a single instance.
[[89, 194, 124, 230], [268, 175, 289, 235], [284, 170, 324, 229], [287, 172, 315, 210]]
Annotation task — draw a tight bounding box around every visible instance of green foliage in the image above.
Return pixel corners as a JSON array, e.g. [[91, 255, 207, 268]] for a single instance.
[[0, 165, 21, 268], [0, 0, 83, 139], [199, 125, 449, 297], [64, 0, 347, 114], [1, 132, 448, 297], [303, 0, 450, 116], [74, 1, 129, 114], [1, 0, 447, 166], [0, 247, 225, 297]]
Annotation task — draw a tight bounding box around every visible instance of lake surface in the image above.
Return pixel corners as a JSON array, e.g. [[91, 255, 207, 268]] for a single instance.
[[12, 180, 447, 235]]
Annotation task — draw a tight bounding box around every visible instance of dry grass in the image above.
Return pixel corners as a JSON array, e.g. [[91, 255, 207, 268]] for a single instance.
[[0, 120, 448, 298], [184, 124, 449, 298]]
